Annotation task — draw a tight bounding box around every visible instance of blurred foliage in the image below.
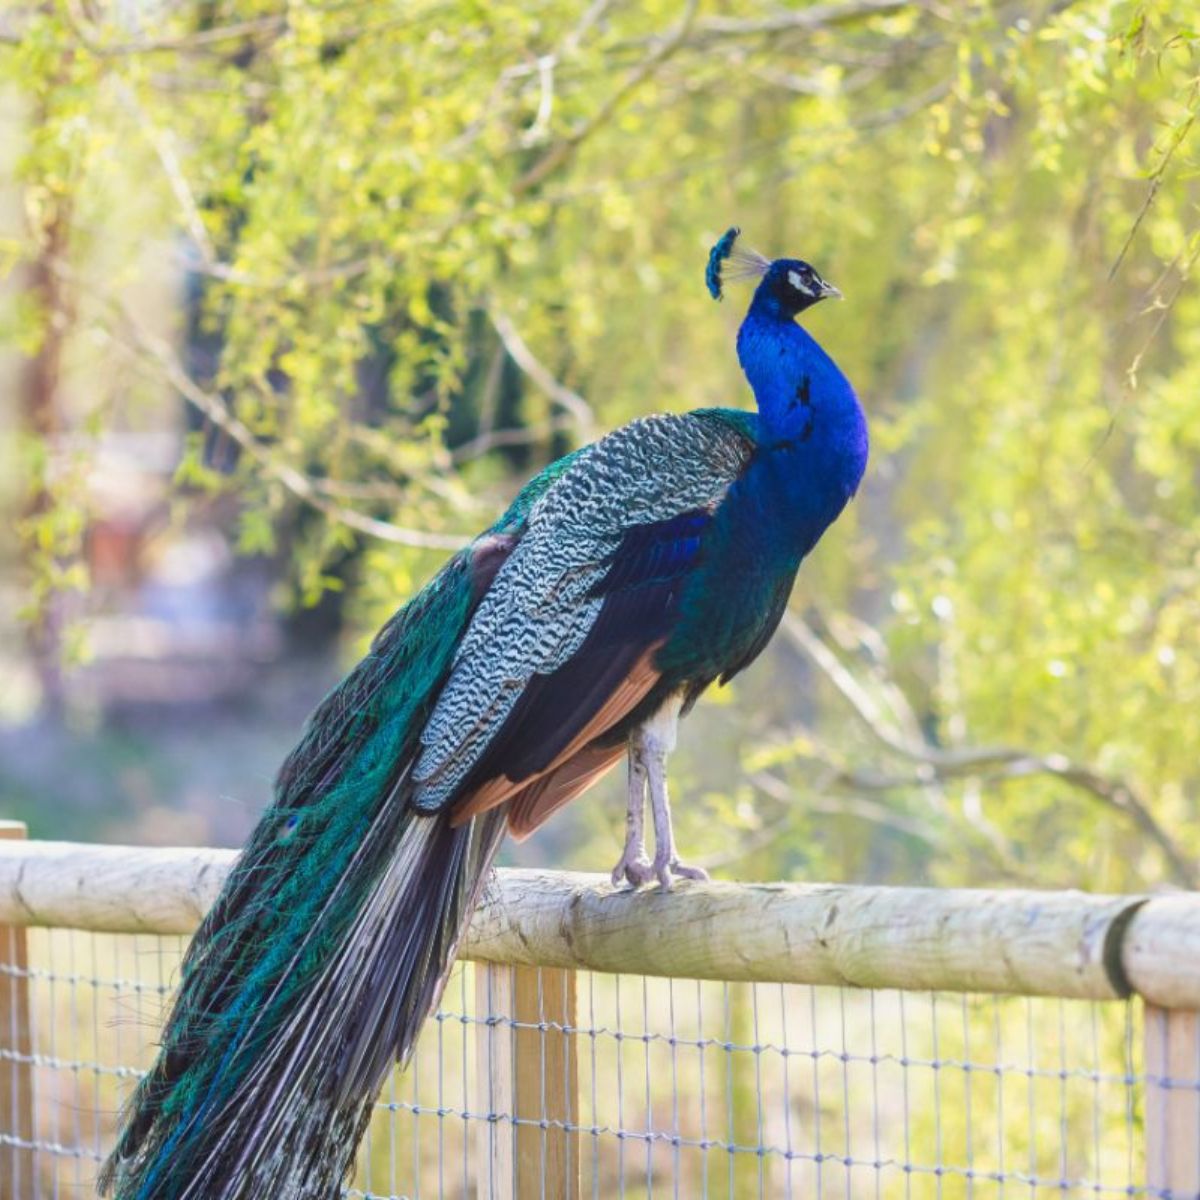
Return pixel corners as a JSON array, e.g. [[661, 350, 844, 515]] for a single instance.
[[2, 0, 1198, 890]]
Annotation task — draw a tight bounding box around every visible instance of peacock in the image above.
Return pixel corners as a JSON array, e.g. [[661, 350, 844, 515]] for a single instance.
[[99, 228, 868, 1199]]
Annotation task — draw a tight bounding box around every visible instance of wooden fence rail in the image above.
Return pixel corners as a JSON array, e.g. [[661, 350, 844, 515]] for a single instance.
[[1, 838, 1198, 1004], [0, 830, 1197, 1199]]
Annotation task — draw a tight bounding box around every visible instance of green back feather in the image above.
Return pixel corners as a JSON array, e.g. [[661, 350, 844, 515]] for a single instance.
[[102, 454, 577, 1199]]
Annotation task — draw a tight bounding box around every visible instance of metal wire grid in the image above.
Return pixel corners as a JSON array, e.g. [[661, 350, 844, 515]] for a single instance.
[[0, 927, 1188, 1199], [427, 972, 1152, 1200]]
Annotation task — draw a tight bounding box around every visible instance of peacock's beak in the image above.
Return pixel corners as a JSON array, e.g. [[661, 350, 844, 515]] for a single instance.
[[819, 280, 843, 301]]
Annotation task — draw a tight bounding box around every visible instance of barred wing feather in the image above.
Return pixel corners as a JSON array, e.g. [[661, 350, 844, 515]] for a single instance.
[[414, 411, 754, 823]]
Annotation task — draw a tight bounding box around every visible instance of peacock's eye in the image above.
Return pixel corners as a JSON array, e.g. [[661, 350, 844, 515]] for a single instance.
[[787, 269, 815, 295]]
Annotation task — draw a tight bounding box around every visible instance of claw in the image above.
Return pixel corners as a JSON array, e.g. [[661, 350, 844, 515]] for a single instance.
[[651, 852, 710, 892], [610, 848, 655, 889], [654, 856, 673, 892]]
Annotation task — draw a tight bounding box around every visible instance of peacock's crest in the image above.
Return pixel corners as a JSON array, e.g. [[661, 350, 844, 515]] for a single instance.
[[705, 226, 770, 301]]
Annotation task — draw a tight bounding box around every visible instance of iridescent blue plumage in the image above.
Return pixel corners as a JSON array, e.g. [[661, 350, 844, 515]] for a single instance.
[[101, 232, 867, 1199]]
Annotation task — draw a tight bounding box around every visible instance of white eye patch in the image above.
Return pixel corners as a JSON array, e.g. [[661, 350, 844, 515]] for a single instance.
[[788, 269, 816, 295]]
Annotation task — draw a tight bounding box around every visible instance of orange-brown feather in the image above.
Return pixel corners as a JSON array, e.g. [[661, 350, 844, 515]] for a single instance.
[[506, 742, 626, 841], [449, 643, 662, 827]]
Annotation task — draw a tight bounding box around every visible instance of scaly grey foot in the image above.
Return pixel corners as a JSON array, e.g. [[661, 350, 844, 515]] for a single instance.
[[610, 845, 656, 888]]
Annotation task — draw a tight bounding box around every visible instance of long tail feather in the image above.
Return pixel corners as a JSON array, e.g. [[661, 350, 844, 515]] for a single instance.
[[99, 550, 504, 1199], [185, 808, 505, 1199]]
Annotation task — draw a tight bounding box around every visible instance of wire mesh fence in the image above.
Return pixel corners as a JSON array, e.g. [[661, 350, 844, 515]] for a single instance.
[[1, 923, 1190, 1200]]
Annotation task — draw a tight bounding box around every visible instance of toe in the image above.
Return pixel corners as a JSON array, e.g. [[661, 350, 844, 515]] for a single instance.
[[624, 859, 655, 887], [612, 853, 654, 888]]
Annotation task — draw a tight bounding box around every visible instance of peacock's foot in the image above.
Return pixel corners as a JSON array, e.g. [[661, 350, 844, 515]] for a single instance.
[[611, 844, 656, 888], [650, 850, 710, 892]]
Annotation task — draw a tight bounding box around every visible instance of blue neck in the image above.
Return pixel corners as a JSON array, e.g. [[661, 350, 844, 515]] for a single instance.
[[733, 290, 869, 554]]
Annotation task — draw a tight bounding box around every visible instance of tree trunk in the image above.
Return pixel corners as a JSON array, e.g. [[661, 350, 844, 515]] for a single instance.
[[19, 196, 71, 718]]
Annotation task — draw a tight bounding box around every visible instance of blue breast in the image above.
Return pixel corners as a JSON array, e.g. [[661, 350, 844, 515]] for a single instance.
[[658, 297, 868, 685]]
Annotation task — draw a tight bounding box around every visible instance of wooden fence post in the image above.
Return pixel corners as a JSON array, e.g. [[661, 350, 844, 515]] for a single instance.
[[0, 821, 34, 1200], [475, 963, 578, 1200], [1144, 1003, 1200, 1198]]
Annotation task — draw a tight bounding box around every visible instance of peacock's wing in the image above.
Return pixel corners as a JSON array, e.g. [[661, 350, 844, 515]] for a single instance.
[[412, 410, 756, 826]]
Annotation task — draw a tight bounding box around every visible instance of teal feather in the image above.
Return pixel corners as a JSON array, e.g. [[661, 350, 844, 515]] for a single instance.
[[99, 460, 571, 1200], [706, 226, 741, 298]]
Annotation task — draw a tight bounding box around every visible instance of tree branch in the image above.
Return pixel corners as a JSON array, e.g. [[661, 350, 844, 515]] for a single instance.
[[687, 0, 920, 40], [1108, 76, 1197, 281], [450, 418, 578, 466], [488, 309, 594, 434], [44, 259, 470, 552], [749, 770, 943, 845], [513, 0, 699, 195], [122, 315, 465, 550], [176, 249, 380, 289], [114, 81, 217, 266], [780, 612, 1198, 888], [0, 11, 289, 54]]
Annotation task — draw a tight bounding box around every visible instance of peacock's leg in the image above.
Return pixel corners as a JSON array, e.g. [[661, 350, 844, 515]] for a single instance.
[[610, 750, 654, 887], [643, 740, 709, 890], [622, 696, 709, 890]]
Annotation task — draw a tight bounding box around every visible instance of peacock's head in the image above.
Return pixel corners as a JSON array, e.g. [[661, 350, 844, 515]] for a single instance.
[[706, 227, 840, 319], [757, 258, 841, 316]]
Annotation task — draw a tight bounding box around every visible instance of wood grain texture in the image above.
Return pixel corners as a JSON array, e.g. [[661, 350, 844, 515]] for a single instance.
[[475, 964, 515, 1199], [1144, 1005, 1200, 1197], [0, 840, 232, 935], [1, 842, 1199, 1004], [470, 870, 1145, 1000], [1124, 896, 1200, 1010], [474, 964, 578, 1200], [0, 822, 33, 1199]]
